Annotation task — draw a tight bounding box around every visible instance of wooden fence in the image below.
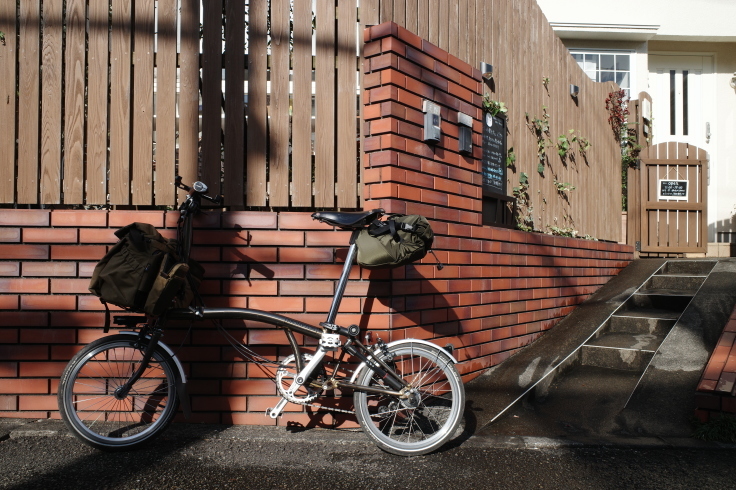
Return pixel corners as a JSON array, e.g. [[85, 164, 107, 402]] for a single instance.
[[0, 0, 364, 209], [1, 0, 621, 240], [372, 0, 622, 241]]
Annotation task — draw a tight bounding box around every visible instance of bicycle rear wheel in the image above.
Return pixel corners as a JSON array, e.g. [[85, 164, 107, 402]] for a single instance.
[[58, 334, 180, 451], [353, 342, 465, 456]]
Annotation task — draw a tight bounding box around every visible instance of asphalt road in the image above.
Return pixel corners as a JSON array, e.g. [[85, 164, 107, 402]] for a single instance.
[[1, 420, 734, 490]]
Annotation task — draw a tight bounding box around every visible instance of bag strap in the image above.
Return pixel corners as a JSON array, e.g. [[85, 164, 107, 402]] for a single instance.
[[368, 218, 416, 242]]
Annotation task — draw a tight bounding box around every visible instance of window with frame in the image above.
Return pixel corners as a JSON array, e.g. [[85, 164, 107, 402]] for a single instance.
[[570, 50, 632, 97]]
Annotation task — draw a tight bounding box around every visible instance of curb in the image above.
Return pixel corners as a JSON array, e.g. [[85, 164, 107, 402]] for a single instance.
[[2, 419, 735, 451]]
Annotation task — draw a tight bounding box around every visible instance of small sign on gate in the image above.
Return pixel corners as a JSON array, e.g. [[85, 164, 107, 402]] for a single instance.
[[658, 179, 688, 201]]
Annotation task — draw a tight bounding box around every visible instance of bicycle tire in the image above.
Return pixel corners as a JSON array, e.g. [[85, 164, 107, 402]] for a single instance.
[[58, 334, 180, 451], [353, 342, 465, 456]]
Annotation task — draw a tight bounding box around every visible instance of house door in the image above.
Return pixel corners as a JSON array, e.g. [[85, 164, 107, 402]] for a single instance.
[[648, 54, 714, 150]]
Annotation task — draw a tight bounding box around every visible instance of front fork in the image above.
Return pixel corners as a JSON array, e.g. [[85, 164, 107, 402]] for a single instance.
[[114, 328, 163, 400]]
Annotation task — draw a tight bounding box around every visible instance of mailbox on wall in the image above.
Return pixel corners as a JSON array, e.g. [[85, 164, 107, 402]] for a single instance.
[[458, 112, 473, 155], [423, 100, 441, 143]]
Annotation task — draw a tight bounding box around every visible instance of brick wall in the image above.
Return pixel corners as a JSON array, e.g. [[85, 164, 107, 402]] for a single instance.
[[695, 305, 736, 422], [0, 23, 634, 426]]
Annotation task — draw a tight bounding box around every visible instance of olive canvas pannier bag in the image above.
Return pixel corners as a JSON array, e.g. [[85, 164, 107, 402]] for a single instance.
[[89, 222, 202, 316], [355, 214, 434, 268]]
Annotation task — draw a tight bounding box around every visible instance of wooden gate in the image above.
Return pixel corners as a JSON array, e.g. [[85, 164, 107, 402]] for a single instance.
[[629, 142, 708, 256]]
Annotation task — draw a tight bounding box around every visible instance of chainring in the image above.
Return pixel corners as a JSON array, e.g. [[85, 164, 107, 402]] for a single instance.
[[276, 354, 325, 404]]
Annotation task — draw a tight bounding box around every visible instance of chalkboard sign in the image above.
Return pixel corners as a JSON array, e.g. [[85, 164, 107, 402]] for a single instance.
[[482, 113, 507, 196], [658, 179, 688, 201]]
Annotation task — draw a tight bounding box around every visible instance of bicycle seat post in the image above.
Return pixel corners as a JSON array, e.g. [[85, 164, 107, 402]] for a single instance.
[[325, 233, 360, 325]]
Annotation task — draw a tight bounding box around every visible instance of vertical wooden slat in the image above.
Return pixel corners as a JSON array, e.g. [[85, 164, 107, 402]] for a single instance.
[[405, 0, 417, 33], [466, 0, 475, 66], [246, 0, 268, 206], [64, 0, 86, 204], [132, 0, 154, 205], [393, 0, 406, 26], [268, 0, 290, 206], [698, 147, 708, 248], [155, 0, 178, 205], [314, 0, 335, 208], [86, 0, 109, 204], [40, 0, 62, 204], [201, 0, 223, 196], [447, 1, 458, 62], [17, 0, 40, 204], [178, 0, 200, 198], [291, 0, 312, 207], [224, 0, 245, 208], [438, 0, 449, 52], [427, 0, 439, 46], [362, 0, 380, 26], [458, 0, 468, 61], [336, 0, 358, 208], [0, 0, 17, 202], [379, 0, 394, 24], [417, 0, 429, 41]]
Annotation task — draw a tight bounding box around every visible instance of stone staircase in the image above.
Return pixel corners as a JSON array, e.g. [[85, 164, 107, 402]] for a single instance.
[[477, 259, 723, 440], [580, 260, 715, 375]]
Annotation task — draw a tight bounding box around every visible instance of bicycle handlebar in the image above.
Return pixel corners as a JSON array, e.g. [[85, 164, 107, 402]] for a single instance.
[[175, 176, 224, 206]]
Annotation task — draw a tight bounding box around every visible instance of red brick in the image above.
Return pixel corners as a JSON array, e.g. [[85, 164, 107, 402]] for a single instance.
[[221, 247, 277, 262], [49, 311, 105, 327], [248, 231, 304, 247], [248, 297, 304, 313], [78, 228, 118, 243], [305, 264, 359, 280], [19, 395, 57, 410], [422, 39, 448, 64], [0, 396, 16, 411], [363, 39, 382, 58], [395, 25, 422, 49], [19, 328, 75, 344], [51, 278, 90, 294], [279, 248, 334, 263], [0, 293, 18, 310], [222, 211, 278, 229], [404, 77, 434, 99], [0, 209, 50, 227], [0, 262, 20, 277], [108, 210, 165, 228], [221, 280, 278, 296], [0, 228, 21, 242], [0, 278, 48, 294], [280, 281, 334, 296], [368, 21, 399, 41], [51, 210, 107, 227], [0, 379, 48, 394], [20, 295, 77, 310], [77, 295, 124, 311], [23, 228, 78, 243], [222, 378, 277, 396], [51, 245, 106, 261], [19, 361, 68, 377], [0, 244, 49, 260], [22, 262, 76, 277]]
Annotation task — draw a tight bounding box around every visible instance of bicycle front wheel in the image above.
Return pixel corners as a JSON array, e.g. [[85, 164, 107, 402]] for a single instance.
[[58, 334, 180, 451], [353, 342, 465, 456]]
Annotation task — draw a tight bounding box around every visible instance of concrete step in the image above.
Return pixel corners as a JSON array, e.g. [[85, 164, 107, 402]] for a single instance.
[[644, 274, 705, 293], [581, 343, 655, 372], [478, 365, 644, 440], [607, 315, 676, 335], [588, 331, 666, 351], [657, 260, 716, 276], [622, 293, 690, 315]]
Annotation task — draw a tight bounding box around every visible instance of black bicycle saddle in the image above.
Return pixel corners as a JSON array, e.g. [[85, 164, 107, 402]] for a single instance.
[[311, 209, 385, 229]]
